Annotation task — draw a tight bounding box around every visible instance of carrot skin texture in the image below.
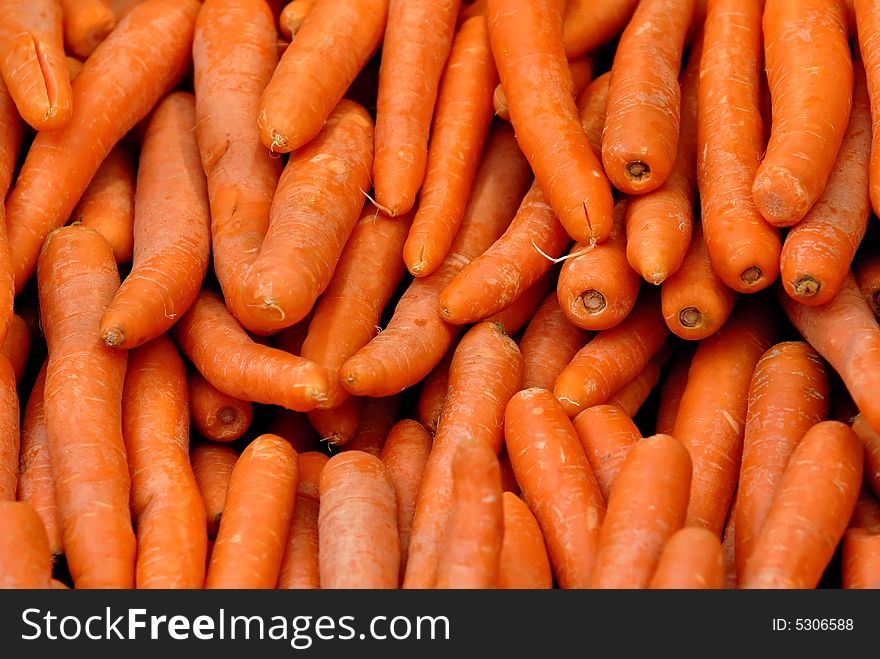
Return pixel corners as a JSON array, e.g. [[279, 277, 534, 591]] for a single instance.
[[279, 0, 315, 38], [257, 0, 387, 153], [493, 55, 593, 121], [655, 347, 693, 435], [485, 270, 554, 336], [58, 0, 117, 59], [572, 404, 642, 502], [190, 442, 238, 540], [858, 0, 880, 216], [607, 352, 666, 417], [519, 294, 589, 391], [843, 526, 880, 589], [577, 72, 610, 156], [187, 372, 253, 443], [0, 354, 17, 503], [38, 226, 134, 589], [277, 451, 327, 589], [649, 527, 725, 589], [853, 415, 880, 500], [854, 248, 880, 317], [307, 397, 361, 446], [499, 492, 553, 589], [562, 0, 638, 59], [0, 501, 53, 588], [342, 395, 404, 457], [6, 0, 200, 295]]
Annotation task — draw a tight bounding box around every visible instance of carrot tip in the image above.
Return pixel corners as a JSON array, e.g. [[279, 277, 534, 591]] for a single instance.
[[269, 131, 288, 154], [101, 326, 124, 348], [625, 161, 650, 181], [740, 266, 763, 287], [579, 289, 607, 315], [792, 276, 821, 299], [678, 306, 703, 329], [217, 406, 239, 426]]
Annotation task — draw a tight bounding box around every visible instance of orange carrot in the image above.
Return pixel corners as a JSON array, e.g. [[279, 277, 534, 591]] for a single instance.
[[0, 501, 52, 588], [735, 341, 830, 576], [58, 0, 117, 59], [498, 444, 519, 494], [279, 0, 315, 39], [722, 494, 738, 589], [572, 404, 642, 502], [267, 409, 320, 455], [172, 289, 328, 412], [843, 526, 880, 589], [493, 55, 593, 121], [649, 527, 725, 589], [319, 451, 400, 589], [485, 270, 554, 336], [487, 0, 613, 245], [504, 387, 606, 588], [498, 492, 552, 589], [655, 345, 694, 435], [857, 0, 880, 216], [562, 0, 639, 59], [435, 438, 503, 589], [417, 348, 454, 435], [0, 0, 72, 130], [404, 321, 522, 588], [607, 348, 668, 417], [108, 0, 145, 20], [277, 451, 327, 589], [307, 397, 360, 446], [0, 354, 20, 502], [2, 314, 31, 383], [257, 0, 387, 153], [373, 0, 462, 218], [190, 442, 238, 540], [187, 371, 253, 443], [740, 421, 863, 589], [342, 394, 403, 456], [65, 56, 83, 82], [576, 71, 609, 156], [38, 225, 134, 589], [854, 246, 880, 317], [519, 293, 589, 392], [853, 414, 880, 500]]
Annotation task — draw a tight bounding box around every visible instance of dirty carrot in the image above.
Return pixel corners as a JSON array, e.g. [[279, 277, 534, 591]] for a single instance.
[[499, 492, 553, 589], [307, 397, 361, 446], [0, 501, 53, 588], [277, 451, 327, 589], [342, 395, 404, 456], [190, 442, 238, 540], [187, 371, 253, 443], [562, 0, 638, 59], [857, 0, 880, 216], [519, 294, 590, 392], [572, 404, 642, 502], [58, 0, 117, 59], [2, 314, 31, 383], [649, 527, 725, 589]]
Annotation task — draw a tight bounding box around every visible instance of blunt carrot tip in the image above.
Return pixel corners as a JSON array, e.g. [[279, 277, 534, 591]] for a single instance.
[[792, 276, 821, 299], [579, 290, 606, 315], [740, 266, 763, 287], [217, 407, 239, 426], [625, 160, 650, 181], [101, 326, 124, 348]]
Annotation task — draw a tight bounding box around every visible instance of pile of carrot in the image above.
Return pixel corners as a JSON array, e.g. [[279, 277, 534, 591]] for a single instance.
[[1, 0, 880, 591]]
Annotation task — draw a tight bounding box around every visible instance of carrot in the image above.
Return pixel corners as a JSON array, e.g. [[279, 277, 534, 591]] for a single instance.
[[417, 348, 454, 435], [257, 0, 387, 153], [780, 273, 880, 435], [780, 63, 872, 306], [244, 100, 374, 334], [752, 0, 853, 227], [172, 289, 328, 412], [698, 0, 781, 293], [504, 387, 605, 588], [123, 336, 207, 589], [38, 225, 134, 589], [277, 451, 327, 589], [342, 394, 404, 456], [99, 93, 210, 349], [267, 409, 320, 455], [602, 0, 695, 195], [854, 246, 880, 317], [435, 438, 503, 589], [493, 55, 593, 121], [577, 72, 609, 156], [2, 314, 31, 383], [0, 81, 25, 350], [498, 444, 519, 494], [65, 56, 83, 82], [193, 0, 282, 334], [654, 345, 694, 435], [661, 222, 738, 341], [843, 526, 880, 589], [607, 348, 668, 417], [498, 492, 552, 589], [487, 0, 613, 245], [68, 144, 135, 264], [554, 291, 669, 417], [404, 321, 522, 588], [857, 0, 880, 216], [190, 442, 238, 539], [403, 14, 498, 276], [271, 313, 311, 356], [485, 270, 554, 336], [853, 414, 880, 500], [0, 0, 72, 130], [301, 205, 412, 410], [58, 0, 117, 59], [307, 397, 361, 446], [340, 124, 531, 397], [673, 298, 778, 536], [373, 0, 461, 218], [205, 435, 297, 589], [557, 201, 641, 331], [572, 404, 642, 502], [740, 421, 863, 589], [187, 371, 253, 443], [108, 0, 144, 21], [380, 419, 432, 582], [319, 451, 400, 589], [649, 527, 725, 589], [279, 0, 315, 39], [17, 364, 63, 560], [0, 501, 52, 588], [562, 0, 639, 59], [6, 0, 199, 295], [519, 294, 590, 392], [735, 341, 830, 576], [722, 494, 738, 589]]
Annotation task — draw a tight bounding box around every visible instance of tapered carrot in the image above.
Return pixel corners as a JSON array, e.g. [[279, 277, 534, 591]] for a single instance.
[[780, 64, 871, 306], [854, 247, 880, 317], [38, 226, 134, 589], [17, 364, 63, 560], [277, 451, 327, 589], [58, 0, 117, 59], [505, 388, 606, 588], [257, 0, 387, 153], [673, 298, 778, 536], [735, 342, 830, 576], [244, 100, 374, 333], [655, 345, 694, 435], [279, 0, 315, 38], [405, 321, 522, 588], [857, 0, 880, 216], [554, 291, 669, 417], [499, 492, 552, 589], [206, 435, 298, 589], [301, 205, 412, 410], [124, 336, 207, 589], [68, 144, 135, 264], [100, 93, 210, 349], [193, 0, 281, 334], [267, 409, 320, 455], [380, 420, 432, 582], [557, 202, 641, 332], [0, 501, 52, 588], [741, 421, 863, 589], [607, 348, 669, 417], [780, 273, 880, 434], [417, 348, 454, 435], [753, 0, 853, 227], [373, 0, 461, 218], [435, 439, 503, 589], [2, 314, 31, 384], [0, 0, 72, 131], [493, 55, 593, 121], [661, 222, 738, 341], [172, 289, 328, 412], [649, 527, 725, 589], [342, 394, 404, 456], [190, 442, 238, 539], [698, 0, 781, 293], [519, 294, 590, 392], [577, 72, 609, 156], [486, 270, 554, 336], [307, 397, 360, 445], [341, 124, 531, 397], [187, 372, 253, 443], [572, 404, 642, 502], [487, 0, 613, 245], [562, 0, 638, 59], [602, 0, 695, 194], [0, 354, 19, 505], [853, 415, 880, 500], [319, 451, 400, 589]]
